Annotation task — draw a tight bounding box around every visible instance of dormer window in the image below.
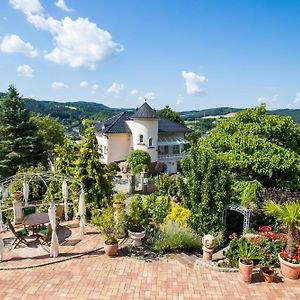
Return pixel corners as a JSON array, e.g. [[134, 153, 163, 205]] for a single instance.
[[149, 138, 153, 147], [139, 134, 144, 143]]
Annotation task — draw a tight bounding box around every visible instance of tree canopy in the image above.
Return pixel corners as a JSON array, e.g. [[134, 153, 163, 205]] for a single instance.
[[158, 105, 185, 125], [30, 114, 64, 154], [0, 85, 47, 179], [207, 105, 300, 188]]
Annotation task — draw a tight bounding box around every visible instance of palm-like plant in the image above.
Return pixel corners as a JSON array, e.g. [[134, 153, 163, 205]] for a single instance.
[[238, 238, 262, 265], [263, 200, 300, 257]]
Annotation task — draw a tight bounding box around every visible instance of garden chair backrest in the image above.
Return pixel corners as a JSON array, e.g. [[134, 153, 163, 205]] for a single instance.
[[56, 204, 64, 220], [8, 222, 17, 236]]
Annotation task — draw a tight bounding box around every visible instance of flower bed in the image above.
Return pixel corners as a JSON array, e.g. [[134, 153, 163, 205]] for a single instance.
[[222, 225, 288, 268]]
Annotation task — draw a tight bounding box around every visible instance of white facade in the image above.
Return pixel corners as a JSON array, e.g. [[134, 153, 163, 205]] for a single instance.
[[95, 103, 190, 173], [126, 118, 158, 162]]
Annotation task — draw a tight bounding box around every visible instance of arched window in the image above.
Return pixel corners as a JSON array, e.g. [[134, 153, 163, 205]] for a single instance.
[[149, 138, 153, 147], [139, 134, 144, 143]]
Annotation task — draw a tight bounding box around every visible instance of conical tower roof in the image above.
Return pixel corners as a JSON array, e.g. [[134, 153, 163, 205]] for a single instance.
[[131, 100, 159, 119]]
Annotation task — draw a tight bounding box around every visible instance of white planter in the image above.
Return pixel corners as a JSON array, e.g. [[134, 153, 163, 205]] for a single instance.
[[128, 229, 146, 247]]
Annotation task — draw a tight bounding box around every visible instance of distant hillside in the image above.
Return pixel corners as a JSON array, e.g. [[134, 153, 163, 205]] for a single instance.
[[1, 92, 299, 124], [180, 107, 300, 123], [0, 92, 119, 123], [180, 107, 242, 120]]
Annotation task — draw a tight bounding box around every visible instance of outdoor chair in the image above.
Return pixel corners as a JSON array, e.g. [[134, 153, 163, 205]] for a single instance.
[[23, 206, 36, 217], [8, 222, 29, 249], [37, 223, 52, 246], [56, 204, 64, 227]]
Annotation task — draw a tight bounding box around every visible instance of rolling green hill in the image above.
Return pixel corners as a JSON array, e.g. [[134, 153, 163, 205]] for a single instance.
[[180, 107, 300, 123], [1, 92, 299, 124]]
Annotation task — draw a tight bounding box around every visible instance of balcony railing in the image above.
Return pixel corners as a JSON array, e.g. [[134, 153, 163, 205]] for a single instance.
[[158, 153, 185, 161]]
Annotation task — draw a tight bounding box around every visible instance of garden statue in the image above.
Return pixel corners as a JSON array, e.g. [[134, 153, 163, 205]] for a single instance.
[[11, 191, 24, 224], [202, 234, 215, 260], [119, 161, 129, 173]]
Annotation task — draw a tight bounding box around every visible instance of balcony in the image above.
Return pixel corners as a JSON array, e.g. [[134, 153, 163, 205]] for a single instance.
[[157, 153, 186, 161]]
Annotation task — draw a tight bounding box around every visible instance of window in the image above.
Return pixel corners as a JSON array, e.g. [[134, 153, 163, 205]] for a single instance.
[[149, 138, 153, 147], [139, 134, 144, 143], [173, 145, 180, 154]]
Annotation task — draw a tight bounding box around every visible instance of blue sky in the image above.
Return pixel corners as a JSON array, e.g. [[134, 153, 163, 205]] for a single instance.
[[0, 0, 299, 111]]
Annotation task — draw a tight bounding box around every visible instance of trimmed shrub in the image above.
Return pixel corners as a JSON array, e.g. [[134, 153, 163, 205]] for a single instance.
[[151, 221, 201, 254], [153, 196, 170, 225], [166, 201, 191, 227]]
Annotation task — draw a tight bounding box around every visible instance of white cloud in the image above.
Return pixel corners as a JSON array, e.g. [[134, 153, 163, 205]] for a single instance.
[[130, 89, 138, 96], [51, 81, 68, 89], [91, 84, 99, 90], [144, 92, 156, 100], [257, 94, 278, 104], [9, 0, 44, 15], [177, 94, 184, 105], [17, 64, 34, 77], [55, 0, 73, 12], [293, 92, 300, 104], [28, 15, 123, 69], [107, 82, 124, 94], [0, 34, 38, 57], [80, 81, 89, 88], [182, 71, 207, 95], [10, 0, 123, 69]]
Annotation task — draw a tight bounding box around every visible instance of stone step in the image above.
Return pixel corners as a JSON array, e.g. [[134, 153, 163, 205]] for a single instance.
[[174, 252, 200, 269]]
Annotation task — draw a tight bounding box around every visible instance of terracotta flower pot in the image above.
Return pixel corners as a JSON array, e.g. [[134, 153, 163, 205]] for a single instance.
[[239, 258, 254, 284], [104, 241, 118, 257], [260, 267, 276, 283], [128, 230, 146, 247], [278, 254, 300, 280]]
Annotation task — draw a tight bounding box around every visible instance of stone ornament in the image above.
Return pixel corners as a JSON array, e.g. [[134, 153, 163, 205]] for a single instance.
[[202, 234, 215, 261]]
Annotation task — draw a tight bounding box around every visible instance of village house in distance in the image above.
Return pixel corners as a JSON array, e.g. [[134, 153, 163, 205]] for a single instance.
[[94, 101, 191, 173]]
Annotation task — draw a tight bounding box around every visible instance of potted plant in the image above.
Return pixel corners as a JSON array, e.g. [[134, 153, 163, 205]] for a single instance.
[[260, 265, 277, 283], [238, 238, 262, 284], [93, 207, 121, 256], [263, 200, 300, 280], [127, 195, 148, 246]]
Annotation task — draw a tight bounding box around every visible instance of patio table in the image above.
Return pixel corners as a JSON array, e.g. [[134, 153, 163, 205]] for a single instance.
[[23, 213, 50, 235]]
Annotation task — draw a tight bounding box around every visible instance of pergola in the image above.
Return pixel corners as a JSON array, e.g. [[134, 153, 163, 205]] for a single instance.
[[0, 172, 86, 261], [222, 203, 252, 230]]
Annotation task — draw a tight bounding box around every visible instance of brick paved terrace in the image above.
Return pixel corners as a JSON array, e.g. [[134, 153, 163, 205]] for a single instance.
[[0, 222, 299, 300]]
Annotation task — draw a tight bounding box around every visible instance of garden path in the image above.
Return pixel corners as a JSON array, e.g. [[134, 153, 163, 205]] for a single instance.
[[0, 247, 299, 299]]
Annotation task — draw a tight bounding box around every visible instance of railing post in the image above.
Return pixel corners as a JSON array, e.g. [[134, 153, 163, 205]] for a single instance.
[[0, 202, 3, 232]]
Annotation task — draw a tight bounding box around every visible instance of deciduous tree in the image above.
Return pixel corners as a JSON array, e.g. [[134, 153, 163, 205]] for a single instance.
[[207, 105, 300, 188]]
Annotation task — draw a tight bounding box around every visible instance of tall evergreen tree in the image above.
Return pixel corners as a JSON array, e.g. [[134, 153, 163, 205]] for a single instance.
[[54, 137, 77, 177], [75, 120, 113, 217], [0, 85, 47, 179], [178, 139, 231, 234]]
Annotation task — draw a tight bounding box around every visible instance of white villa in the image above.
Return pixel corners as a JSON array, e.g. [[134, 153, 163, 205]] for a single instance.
[[94, 101, 191, 173]]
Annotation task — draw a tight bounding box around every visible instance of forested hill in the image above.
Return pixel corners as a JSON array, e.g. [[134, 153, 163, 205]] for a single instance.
[[0, 92, 299, 123], [0, 92, 121, 122], [180, 107, 300, 123]]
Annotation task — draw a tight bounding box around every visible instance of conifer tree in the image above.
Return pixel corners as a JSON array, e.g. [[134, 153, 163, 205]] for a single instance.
[[0, 85, 47, 179], [75, 120, 113, 217], [54, 137, 77, 177]]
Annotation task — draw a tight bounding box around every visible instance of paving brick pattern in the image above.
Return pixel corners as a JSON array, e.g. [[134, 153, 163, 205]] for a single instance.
[[0, 253, 299, 299]]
